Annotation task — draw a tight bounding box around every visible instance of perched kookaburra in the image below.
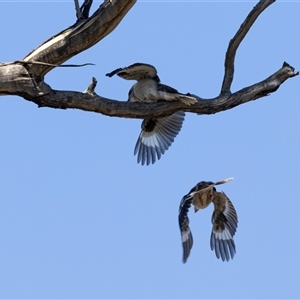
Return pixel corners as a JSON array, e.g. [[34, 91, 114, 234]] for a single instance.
[[106, 63, 197, 166], [178, 178, 238, 263]]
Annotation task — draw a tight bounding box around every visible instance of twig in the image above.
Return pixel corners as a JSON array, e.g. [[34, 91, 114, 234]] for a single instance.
[[1, 61, 94, 68], [74, 0, 82, 19], [84, 77, 98, 95], [80, 0, 93, 19]]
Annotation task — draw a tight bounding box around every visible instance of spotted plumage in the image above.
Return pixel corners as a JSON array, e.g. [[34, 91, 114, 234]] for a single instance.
[[178, 178, 238, 263], [106, 63, 197, 165]]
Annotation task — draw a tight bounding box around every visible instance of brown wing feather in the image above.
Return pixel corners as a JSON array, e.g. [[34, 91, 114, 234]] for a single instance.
[[210, 191, 238, 261]]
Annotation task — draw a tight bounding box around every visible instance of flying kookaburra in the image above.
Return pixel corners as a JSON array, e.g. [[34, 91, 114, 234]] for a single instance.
[[178, 177, 238, 263], [106, 63, 197, 166]]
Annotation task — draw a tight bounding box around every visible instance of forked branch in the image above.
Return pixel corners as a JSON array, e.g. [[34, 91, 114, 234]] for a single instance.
[[74, 0, 93, 20]]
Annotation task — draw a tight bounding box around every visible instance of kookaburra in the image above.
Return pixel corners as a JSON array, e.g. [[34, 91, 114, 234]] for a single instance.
[[178, 178, 238, 263], [106, 63, 197, 166]]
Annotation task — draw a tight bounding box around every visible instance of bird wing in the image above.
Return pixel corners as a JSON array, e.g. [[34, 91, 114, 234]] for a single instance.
[[134, 111, 185, 165], [157, 83, 197, 106], [210, 191, 238, 261], [178, 193, 194, 263], [178, 182, 213, 263], [157, 83, 179, 94], [106, 63, 158, 81]]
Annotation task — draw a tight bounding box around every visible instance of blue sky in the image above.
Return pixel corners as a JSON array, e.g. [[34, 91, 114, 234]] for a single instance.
[[1, 1, 299, 298]]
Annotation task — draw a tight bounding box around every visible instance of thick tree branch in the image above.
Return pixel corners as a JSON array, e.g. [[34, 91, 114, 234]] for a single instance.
[[22, 0, 136, 78], [0, 64, 51, 97], [21, 62, 297, 119], [220, 0, 275, 95]]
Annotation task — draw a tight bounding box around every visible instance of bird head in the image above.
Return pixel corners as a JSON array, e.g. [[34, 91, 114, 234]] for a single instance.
[[106, 63, 160, 81]]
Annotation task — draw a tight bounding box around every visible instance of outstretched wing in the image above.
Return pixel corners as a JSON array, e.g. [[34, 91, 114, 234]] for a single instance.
[[210, 191, 238, 261], [106, 63, 159, 81], [178, 194, 194, 263], [134, 111, 185, 165]]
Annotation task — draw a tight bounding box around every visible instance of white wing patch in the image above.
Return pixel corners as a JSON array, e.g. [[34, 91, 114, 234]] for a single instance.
[[181, 230, 191, 243], [140, 132, 161, 148], [134, 111, 185, 165], [213, 228, 233, 241]]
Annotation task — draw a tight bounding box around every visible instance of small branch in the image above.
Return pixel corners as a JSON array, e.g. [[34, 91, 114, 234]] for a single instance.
[[1, 61, 94, 68], [220, 0, 275, 95], [80, 0, 93, 19], [19, 62, 297, 119], [74, 0, 93, 20], [74, 0, 82, 19], [84, 77, 98, 95]]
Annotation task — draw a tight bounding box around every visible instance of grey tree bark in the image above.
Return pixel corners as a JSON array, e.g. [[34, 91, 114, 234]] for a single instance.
[[0, 0, 298, 119]]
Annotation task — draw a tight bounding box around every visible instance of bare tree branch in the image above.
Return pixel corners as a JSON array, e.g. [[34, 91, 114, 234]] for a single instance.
[[22, 0, 136, 78], [74, 0, 82, 19], [220, 0, 275, 95], [0, 64, 51, 98], [20, 62, 296, 119]]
